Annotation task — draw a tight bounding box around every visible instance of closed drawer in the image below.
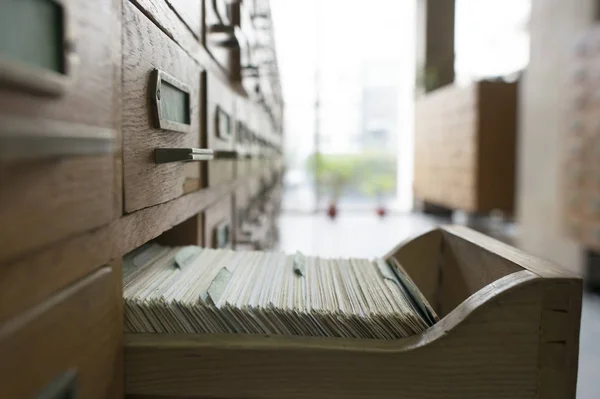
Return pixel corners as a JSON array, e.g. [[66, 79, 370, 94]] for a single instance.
[[0, 0, 118, 262], [0, 267, 120, 398], [203, 194, 234, 249], [123, 3, 205, 213], [0, 150, 115, 263], [0, 0, 117, 126], [207, 73, 237, 187], [167, 0, 203, 38], [204, 0, 241, 78]]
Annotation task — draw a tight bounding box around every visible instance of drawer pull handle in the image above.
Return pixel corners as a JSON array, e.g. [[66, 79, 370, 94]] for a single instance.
[[0, 116, 114, 161], [0, 0, 77, 96], [213, 150, 239, 159], [149, 69, 191, 133], [155, 148, 214, 164], [207, 23, 235, 34], [36, 369, 77, 399]]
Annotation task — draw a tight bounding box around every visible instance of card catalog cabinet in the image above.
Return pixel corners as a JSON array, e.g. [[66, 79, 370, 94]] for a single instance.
[[0, 0, 284, 398], [414, 81, 518, 214], [563, 26, 600, 251]]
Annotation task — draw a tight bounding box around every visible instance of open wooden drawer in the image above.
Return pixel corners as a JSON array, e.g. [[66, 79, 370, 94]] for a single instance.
[[124, 226, 582, 399]]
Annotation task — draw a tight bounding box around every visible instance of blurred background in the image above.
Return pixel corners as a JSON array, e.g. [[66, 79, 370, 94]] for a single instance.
[[267, 1, 599, 396]]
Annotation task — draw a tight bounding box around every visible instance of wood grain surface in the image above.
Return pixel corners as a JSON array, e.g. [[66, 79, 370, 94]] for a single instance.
[[157, 213, 205, 247], [124, 271, 552, 399], [123, 2, 204, 212], [0, 0, 118, 128], [414, 81, 517, 213], [0, 154, 115, 264], [167, 0, 203, 38], [476, 81, 518, 213], [384, 229, 442, 308], [0, 267, 121, 399], [123, 226, 583, 399], [0, 178, 243, 324], [131, 0, 225, 81]]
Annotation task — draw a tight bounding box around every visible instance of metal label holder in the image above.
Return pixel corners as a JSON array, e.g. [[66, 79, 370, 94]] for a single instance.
[[149, 69, 192, 133], [0, 0, 76, 96]]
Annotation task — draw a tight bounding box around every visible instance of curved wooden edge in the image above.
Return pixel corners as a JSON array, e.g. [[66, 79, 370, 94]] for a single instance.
[[125, 270, 537, 353], [383, 228, 442, 305], [125, 270, 551, 398], [441, 225, 577, 279]]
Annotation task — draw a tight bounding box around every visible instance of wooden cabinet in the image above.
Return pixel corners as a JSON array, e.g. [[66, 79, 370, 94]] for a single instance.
[[0, 0, 120, 263], [0, 266, 121, 399], [563, 26, 600, 251], [124, 227, 582, 399], [0, 1, 283, 398], [414, 81, 518, 213], [207, 72, 237, 187], [122, 2, 206, 213]]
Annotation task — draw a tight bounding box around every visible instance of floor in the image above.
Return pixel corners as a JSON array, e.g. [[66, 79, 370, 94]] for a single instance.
[[277, 212, 600, 398]]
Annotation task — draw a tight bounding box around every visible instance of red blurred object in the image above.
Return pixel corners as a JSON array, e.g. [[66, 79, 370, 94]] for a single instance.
[[327, 202, 338, 219], [376, 206, 387, 217]]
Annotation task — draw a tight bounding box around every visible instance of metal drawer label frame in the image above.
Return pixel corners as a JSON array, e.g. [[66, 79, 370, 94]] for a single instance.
[[149, 69, 192, 133]]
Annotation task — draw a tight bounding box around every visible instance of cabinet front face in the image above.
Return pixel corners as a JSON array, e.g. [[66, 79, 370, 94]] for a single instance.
[[167, 0, 203, 38], [204, 194, 234, 249], [0, 0, 118, 262], [234, 96, 254, 178], [204, 0, 241, 78], [207, 72, 237, 187], [413, 85, 478, 211], [0, 267, 120, 399], [123, 2, 205, 213]]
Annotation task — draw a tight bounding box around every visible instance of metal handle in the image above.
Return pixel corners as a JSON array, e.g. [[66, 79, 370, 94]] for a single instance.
[[213, 150, 239, 159], [155, 148, 214, 164], [35, 369, 77, 399], [0, 116, 114, 161]]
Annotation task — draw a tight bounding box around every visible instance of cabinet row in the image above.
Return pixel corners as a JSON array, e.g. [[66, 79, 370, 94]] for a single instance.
[[0, 0, 283, 264], [413, 81, 518, 214], [161, 0, 283, 127], [0, 171, 283, 398]]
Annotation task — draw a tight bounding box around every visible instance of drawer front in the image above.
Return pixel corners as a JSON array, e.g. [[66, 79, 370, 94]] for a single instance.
[[204, 0, 240, 77], [203, 194, 234, 249], [207, 73, 237, 187], [0, 0, 117, 127], [0, 267, 120, 399], [0, 0, 118, 261], [167, 0, 203, 38], [0, 152, 115, 263], [123, 3, 205, 213], [234, 96, 254, 178]]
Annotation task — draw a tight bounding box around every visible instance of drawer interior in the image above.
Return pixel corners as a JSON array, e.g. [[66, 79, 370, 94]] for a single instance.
[[386, 227, 522, 317]]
